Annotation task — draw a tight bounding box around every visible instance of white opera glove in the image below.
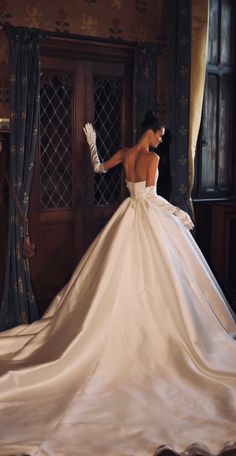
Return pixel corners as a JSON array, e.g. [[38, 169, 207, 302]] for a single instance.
[[172, 206, 194, 230], [83, 123, 107, 173]]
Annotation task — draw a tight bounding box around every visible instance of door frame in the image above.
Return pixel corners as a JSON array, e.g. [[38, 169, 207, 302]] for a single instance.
[[29, 35, 135, 314]]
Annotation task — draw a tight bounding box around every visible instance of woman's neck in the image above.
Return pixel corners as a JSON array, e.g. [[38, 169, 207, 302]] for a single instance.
[[135, 134, 150, 153]]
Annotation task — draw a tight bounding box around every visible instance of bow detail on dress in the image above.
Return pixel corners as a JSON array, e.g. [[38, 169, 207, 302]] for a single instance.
[[126, 180, 194, 231]]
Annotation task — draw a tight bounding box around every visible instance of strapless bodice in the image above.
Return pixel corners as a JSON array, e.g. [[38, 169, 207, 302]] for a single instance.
[[126, 180, 194, 230], [126, 180, 156, 200]]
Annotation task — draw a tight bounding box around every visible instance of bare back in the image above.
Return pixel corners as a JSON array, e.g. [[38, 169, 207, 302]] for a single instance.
[[122, 146, 159, 187]]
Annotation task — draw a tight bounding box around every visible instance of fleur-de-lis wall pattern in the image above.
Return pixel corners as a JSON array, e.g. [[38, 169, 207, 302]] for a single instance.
[[0, 0, 169, 120]]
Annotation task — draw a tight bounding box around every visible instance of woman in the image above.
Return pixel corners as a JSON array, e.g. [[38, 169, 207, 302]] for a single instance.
[[0, 112, 236, 456]]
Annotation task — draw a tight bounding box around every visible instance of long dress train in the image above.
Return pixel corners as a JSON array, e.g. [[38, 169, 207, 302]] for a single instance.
[[0, 180, 236, 456]]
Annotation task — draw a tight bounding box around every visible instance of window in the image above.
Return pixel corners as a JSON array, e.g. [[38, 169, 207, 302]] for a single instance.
[[193, 0, 235, 199], [93, 76, 123, 206], [40, 71, 73, 209]]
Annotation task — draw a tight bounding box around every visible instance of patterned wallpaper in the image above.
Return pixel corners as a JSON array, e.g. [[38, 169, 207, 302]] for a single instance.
[[0, 0, 169, 118]]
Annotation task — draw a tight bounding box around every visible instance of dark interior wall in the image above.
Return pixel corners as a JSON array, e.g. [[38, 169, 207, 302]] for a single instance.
[[0, 0, 170, 121], [0, 0, 164, 40]]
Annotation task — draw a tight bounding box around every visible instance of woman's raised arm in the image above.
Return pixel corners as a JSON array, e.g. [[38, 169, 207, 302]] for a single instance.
[[83, 123, 123, 173]]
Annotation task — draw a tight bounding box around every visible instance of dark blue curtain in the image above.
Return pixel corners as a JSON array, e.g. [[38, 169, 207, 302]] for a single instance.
[[133, 43, 160, 142], [0, 26, 45, 331]]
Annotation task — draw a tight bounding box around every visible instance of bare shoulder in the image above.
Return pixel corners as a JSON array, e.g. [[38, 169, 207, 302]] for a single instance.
[[147, 152, 160, 166], [112, 147, 129, 161], [119, 146, 134, 161], [152, 152, 160, 163]]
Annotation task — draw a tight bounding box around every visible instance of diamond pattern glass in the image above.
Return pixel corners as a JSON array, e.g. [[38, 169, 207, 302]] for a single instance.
[[94, 77, 122, 206], [40, 72, 73, 209]]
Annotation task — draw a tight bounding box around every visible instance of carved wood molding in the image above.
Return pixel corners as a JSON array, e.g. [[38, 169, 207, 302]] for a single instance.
[[41, 34, 135, 64]]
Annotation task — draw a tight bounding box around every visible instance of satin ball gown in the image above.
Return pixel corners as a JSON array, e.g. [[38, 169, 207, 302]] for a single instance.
[[0, 178, 236, 456]]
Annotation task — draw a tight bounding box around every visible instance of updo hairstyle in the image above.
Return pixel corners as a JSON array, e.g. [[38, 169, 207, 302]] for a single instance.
[[141, 111, 165, 134]]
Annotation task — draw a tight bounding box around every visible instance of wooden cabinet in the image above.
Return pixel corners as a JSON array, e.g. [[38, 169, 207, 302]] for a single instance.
[[211, 202, 236, 311]]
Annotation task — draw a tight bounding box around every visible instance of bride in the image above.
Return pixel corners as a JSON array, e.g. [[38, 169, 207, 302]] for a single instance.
[[0, 111, 236, 456]]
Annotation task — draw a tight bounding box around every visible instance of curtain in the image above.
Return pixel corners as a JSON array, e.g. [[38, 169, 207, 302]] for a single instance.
[[133, 43, 160, 142], [0, 26, 45, 331], [189, 0, 209, 197]]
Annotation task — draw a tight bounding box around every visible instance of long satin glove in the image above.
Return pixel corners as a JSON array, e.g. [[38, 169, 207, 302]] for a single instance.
[[152, 194, 194, 230], [171, 206, 194, 230], [83, 123, 107, 173]]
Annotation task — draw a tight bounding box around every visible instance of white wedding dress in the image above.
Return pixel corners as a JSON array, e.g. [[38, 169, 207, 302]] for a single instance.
[[0, 180, 236, 456]]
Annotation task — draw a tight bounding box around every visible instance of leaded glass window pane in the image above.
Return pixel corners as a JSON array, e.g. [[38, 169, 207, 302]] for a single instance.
[[94, 77, 122, 206], [40, 72, 73, 209]]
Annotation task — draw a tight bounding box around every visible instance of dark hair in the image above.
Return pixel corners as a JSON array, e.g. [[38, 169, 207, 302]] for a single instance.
[[141, 111, 165, 134]]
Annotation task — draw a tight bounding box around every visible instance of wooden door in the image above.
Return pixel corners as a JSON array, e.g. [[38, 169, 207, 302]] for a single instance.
[[29, 47, 133, 315]]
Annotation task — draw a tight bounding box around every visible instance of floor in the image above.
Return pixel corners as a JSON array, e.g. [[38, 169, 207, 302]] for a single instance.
[[13, 450, 236, 456], [159, 451, 236, 456]]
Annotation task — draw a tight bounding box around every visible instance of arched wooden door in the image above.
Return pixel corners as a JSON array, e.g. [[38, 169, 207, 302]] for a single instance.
[[29, 38, 133, 314]]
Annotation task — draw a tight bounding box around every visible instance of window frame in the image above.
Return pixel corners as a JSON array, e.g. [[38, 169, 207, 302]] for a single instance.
[[192, 0, 236, 202]]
